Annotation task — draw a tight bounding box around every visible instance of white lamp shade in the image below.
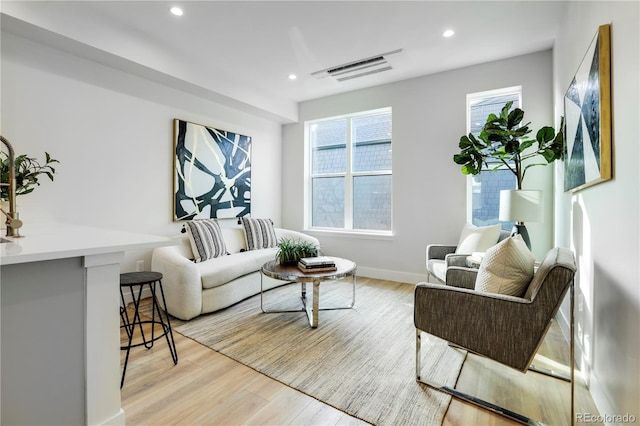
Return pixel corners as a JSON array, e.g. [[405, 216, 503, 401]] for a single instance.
[[499, 190, 543, 223]]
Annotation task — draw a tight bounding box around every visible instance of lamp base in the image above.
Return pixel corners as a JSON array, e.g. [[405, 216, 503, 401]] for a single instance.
[[510, 223, 531, 250]]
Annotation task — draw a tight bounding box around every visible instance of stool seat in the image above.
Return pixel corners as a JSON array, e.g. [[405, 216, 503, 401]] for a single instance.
[[120, 271, 163, 286], [119, 271, 177, 388]]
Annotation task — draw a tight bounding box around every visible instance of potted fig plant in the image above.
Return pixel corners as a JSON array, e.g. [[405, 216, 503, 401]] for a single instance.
[[453, 101, 564, 249], [276, 238, 319, 265], [453, 101, 564, 189]]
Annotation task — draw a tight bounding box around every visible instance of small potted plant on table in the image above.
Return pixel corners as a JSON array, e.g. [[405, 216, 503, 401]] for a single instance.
[[276, 238, 319, 265]]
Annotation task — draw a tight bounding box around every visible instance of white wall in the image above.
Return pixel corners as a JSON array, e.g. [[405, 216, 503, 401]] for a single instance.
[[283, 50, 555, 282], [1, 31, 283, 272], [553, 1, 639, 421]]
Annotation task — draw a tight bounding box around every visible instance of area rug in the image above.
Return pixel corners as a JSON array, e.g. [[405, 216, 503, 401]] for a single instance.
[[173, 278, 467, 426]]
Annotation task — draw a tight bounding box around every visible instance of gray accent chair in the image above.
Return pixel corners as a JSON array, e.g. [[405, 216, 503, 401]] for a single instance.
[[426, 229, 510, 285], [415, 247, 577, 425]]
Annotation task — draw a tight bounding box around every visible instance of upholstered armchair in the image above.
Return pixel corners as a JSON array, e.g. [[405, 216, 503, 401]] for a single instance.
[[415, 246, 577, 424], [426, 227, 510, 285]]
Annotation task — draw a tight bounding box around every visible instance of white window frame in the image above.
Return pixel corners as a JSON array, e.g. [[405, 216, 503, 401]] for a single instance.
[[465, 86, 521, 225], [304, 107, 393, 238]]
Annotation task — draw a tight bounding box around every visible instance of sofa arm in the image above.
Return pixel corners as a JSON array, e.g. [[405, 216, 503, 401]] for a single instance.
[[151, 245, 202, 321], [275, 228, 320, 249], [426, 244, 457, 261], [445, 266, 478, 289], [444, 253, 469, 268]]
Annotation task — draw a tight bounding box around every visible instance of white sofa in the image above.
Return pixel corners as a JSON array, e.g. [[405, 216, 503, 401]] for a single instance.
[[151, 225, 320, 320]]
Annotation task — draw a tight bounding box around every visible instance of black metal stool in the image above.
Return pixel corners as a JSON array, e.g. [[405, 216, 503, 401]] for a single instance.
[[119, 271, 178, 388]]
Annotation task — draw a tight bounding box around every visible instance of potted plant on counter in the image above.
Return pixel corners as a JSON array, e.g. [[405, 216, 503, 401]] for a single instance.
[[0, 151, 60, 200]]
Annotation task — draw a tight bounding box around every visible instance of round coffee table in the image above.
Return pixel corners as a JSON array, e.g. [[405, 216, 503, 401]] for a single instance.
[[260, 257, 356, 328]]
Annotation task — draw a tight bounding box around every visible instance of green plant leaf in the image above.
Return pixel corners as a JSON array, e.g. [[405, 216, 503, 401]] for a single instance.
[[453, 153, 469, 164], [512, 126, 531, 138], [536, 126, 556, 144], [520, 140, 534, 151], [507, 108, 524, 129], [458, 135, 473, 149], [486, 112, 500, 122], [504, 139, 519, 154], [460, 164, 476, 175], [499, 102, 513, 122]]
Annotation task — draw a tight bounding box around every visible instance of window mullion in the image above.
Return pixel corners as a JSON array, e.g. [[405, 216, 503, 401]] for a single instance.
[[344, 118, 354, 230]]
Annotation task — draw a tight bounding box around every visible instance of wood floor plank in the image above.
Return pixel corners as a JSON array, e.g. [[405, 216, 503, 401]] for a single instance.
[[242, 385, 314, 425], [289, 403, 352, 426], [121, 279, 601, 425]]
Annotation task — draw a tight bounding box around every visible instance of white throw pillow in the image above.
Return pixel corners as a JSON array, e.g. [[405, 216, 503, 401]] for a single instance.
[[185, 219, 228, 263], [474, 234, 535, 297], [455, 223, 502, 254]]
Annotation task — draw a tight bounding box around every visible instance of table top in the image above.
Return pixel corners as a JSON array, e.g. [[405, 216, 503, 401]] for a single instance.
[[261, 256, 356, 282]]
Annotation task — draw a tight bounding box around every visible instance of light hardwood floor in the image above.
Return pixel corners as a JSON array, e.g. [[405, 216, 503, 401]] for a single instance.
[[121, 278, 601, 425]]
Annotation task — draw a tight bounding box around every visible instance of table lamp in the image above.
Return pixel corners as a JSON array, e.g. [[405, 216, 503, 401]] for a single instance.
[[499, 189, 543, 250]]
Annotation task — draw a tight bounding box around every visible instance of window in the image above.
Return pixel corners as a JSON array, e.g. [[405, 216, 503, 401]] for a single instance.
[[306, 108, 392, 233], [467, 87, 520, 231]]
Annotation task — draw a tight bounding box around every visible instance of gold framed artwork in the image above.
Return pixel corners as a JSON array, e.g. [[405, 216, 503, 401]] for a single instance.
[[564, 24, 612, 192], [173, 119, 251, 220]]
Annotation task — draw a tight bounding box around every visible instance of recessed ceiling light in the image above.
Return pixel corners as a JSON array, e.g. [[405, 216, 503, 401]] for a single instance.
[[288, 74, 297, 80], [443, 29, 455, 38], [170, 6, 183, 16]]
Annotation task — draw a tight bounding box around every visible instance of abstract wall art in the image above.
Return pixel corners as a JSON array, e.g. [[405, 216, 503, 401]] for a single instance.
[[174, 119, 251, 220], [564, 24, 612, 192]]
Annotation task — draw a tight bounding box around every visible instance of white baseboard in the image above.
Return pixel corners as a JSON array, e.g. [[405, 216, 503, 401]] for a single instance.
[[120, 286, 153, 307], [556, 301, 617, 425], [356, 266, 428, 284], [100, 408, 126, 425], [585, 374, 619, 426]]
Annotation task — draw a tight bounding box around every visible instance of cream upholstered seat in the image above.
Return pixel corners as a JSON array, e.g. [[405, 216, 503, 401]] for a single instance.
[[426, 224, 510, 285], [415, 246, 577, 424]]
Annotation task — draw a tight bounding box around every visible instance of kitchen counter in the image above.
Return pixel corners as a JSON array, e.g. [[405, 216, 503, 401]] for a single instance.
[[1, 223, 175, 425], [1, 223, 173, 265]]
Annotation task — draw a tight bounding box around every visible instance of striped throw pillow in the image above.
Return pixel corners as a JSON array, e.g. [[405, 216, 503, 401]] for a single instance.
[[241, 218, 278, 250], [184, 219, 227, 263]]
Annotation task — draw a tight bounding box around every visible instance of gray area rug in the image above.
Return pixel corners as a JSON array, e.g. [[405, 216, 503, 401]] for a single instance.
[[173, 278, 466, 425]]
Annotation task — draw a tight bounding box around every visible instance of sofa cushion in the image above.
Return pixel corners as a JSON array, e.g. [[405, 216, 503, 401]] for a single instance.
[[200, 248, 278, 289], [185, 219, 227, 263], [241, 217, 278, 250], [428, 259, 446, 282], [455, 223, 501, 254], [474, 234, 534, 297], [221, 226, 249, 254]]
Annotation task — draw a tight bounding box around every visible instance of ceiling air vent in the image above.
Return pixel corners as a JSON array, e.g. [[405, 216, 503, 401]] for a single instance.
[[312, 49, 403, 82]]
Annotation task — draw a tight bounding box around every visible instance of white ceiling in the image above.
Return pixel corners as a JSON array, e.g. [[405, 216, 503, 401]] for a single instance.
[[1, 1, 567, 122]]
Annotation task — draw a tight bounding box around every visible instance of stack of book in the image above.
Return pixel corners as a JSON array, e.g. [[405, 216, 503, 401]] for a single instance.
[[298, 256, 337, 273]]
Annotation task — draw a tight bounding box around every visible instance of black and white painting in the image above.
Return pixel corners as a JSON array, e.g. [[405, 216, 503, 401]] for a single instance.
[[564, 24, 611, 192], [174, 119, 251, 220]]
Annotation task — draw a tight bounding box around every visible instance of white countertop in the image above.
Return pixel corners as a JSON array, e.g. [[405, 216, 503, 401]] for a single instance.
[[0, 223, 176, 265]]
